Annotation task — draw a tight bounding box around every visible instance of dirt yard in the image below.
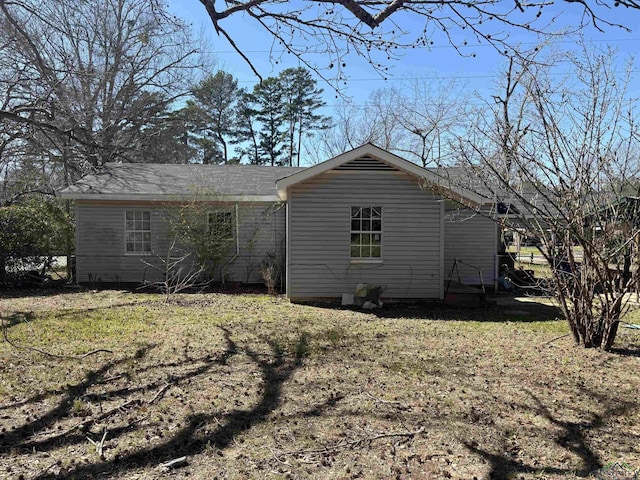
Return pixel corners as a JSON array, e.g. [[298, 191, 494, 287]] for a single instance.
[[0, 289, 639, 479]]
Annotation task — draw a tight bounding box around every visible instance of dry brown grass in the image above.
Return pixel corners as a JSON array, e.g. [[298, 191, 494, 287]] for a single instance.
[[0, 289, 639, 480]]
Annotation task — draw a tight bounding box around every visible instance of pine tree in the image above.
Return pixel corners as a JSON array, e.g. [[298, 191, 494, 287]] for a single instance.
[[279, 68, 331, 166], [252, 77, 287, 166], [180, 71, 239, 164]]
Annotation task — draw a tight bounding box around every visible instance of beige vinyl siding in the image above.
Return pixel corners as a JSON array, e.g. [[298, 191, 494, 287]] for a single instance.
[[75, 200, 284, 284], [443, 208, 498, 287], [287, 170, 442, 300]]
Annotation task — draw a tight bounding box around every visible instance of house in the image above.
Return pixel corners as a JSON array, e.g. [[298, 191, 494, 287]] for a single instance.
[[61, 144, 500, 301]]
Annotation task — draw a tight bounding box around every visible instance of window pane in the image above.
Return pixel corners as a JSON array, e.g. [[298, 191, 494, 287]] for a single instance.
[[125, 210, 151, 253], [350, 206, 382, 259]]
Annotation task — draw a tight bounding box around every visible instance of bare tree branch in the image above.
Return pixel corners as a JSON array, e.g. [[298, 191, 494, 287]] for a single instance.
[[197, 0, 636, 84]]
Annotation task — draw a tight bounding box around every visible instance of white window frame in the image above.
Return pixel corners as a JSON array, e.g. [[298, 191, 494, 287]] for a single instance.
[[350, 206, 382, 261], [124, 210, 152, 255]]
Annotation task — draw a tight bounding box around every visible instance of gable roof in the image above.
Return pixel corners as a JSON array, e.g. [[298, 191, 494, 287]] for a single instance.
[[60, 144, 488, 206], [275, 143, 485, 205], [60, 163, 304, 201]]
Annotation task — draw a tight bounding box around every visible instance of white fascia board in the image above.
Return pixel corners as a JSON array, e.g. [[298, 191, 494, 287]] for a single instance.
[[61, 193, 280, 202]]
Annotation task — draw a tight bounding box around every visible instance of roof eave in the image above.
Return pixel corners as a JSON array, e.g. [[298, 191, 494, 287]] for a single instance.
[[61, 193, 281, 202]]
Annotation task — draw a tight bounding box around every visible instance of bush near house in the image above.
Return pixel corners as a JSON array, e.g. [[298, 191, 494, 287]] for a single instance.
[[0, 199, 73, 284]]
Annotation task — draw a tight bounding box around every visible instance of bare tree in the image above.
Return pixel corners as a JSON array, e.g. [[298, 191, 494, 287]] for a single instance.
[[140, 238, 209, 302], [315, 102, 373, 159], [0, 0, 202, 190], [197, 0, 639, 85], [317, 87, 406, 158], [316, 82, 463, 166], [394, 78, 467, 167], [452, 43, 640, 350]]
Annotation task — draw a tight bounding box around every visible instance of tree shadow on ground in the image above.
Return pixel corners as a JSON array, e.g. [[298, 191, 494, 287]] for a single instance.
[[0, 285, 84, 299], [4, 326, 310, 480], [0, 344, 157, 453], [463, 387, 638, 479], [357, 295, 563, 322], [610, 346, 640, 357], [610, 327, 640, 357]]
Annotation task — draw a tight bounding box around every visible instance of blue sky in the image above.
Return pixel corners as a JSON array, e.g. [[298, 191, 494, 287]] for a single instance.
[[167, 1, 640, 107], [163, 0, 640, 145]]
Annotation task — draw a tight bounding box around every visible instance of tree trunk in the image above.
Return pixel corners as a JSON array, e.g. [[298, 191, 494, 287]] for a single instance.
[[296, 116, 303, 167], [603, 321, 620, 351]]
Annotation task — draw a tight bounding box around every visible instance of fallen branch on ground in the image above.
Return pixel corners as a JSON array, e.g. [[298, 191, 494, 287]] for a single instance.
[[147, 383, 171, 405], [63, 381, 171, 435], [539, 333, 571, 348], [86, 428, 108, 458], [2, 316, 113, 359], [277, 427, 426, 457], [63, 398, 137, 435], [161, 456, 188, 469], [362, 390, 407, 408]]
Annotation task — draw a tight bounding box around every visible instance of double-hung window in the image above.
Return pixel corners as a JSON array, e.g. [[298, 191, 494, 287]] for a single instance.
[[350, 206, 382, 259], [125, 210, 151, 253], [208, 211, 234, 240]]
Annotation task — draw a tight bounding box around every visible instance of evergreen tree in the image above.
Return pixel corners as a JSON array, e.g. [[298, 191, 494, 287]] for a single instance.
[[232, 89, 261, 164], [180, 71, 239, 164], [279, 68, 331, 166], [251, 77, 287, 166], [138, 108, 195, 164]]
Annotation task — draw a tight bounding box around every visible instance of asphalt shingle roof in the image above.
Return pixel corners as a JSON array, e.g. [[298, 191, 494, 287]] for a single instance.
[[61, 163, 305, 199]]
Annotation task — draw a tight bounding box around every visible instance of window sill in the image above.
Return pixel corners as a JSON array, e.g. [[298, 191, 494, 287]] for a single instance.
[[124, 252, 153, 257], [350, 258, 383, 265]]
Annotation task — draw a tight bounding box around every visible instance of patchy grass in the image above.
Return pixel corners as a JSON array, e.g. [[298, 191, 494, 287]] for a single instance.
[[1, 290, 639, 480]]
